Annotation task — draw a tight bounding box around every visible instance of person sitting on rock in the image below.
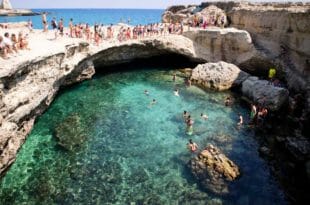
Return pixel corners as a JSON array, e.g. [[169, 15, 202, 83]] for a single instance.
[[187, 139, 198, 153]]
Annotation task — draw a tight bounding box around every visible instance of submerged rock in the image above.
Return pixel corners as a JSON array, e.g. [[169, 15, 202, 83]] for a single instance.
[[188, 144, 240, 195], [241, 77, 289, 111], [191, 61, 249, 91], [54, 113, 86, 151]]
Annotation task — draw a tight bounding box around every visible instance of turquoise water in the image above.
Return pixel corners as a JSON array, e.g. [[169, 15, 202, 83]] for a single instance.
[[0, 9, 163, 28], [0, 68, 286, 204]]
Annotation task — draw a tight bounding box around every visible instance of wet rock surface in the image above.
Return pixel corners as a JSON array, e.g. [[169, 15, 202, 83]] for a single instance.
[[188, 144, 240, 195]]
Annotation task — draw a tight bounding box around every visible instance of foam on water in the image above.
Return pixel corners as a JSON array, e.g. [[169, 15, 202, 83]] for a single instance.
[[0, 68, 286, 204]]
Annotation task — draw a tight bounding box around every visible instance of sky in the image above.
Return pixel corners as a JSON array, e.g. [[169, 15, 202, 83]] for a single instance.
[[9, 0, 310, 9]]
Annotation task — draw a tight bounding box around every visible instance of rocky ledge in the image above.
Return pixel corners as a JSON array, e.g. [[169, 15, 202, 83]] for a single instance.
[[191, 61, 289, 111], [188, 144, 240, 195]]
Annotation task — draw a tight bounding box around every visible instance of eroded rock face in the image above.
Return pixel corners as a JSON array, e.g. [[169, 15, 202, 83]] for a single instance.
[[241, 77, 289, 111], [188, 144, 240, 195], [227, 2, 310, 93], [183, 29, 257, 65], [0, 42, 95, 175], [162, 4, 227, 27], [191, 61, 249, 91]]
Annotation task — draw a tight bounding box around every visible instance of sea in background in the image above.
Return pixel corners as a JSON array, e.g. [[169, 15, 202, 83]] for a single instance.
[[0, 9, 164, 29]]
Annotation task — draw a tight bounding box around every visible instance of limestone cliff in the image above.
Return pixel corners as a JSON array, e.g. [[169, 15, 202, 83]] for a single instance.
[[0, 43, 95, 176], [162, 2, 310, 90], [162, 1, 310, 136], [0, 29, 264, 176], [228, 2, 310, 92]]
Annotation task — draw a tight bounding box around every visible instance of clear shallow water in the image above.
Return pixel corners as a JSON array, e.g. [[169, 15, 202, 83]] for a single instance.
[[0, 68, 286, 204], [0, 9, 163, 28]]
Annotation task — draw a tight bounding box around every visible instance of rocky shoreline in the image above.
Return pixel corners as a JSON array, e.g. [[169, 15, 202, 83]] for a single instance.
[[0, 1, 309, 203], [0, 9, 39, 16]]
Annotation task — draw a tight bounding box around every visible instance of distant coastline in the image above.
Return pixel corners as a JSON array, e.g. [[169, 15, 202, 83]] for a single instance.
[[0, 9, 40, 16]]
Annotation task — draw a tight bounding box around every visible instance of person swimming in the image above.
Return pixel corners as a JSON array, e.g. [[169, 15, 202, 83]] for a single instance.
[[237, 113, 243, 126], [225, 97, 232, 106], [201, 113, 208, 120], [183, 111, 189, 122], [172, 73, 176, 82], [144, 90, 149, 96], [149, 99, 157, 108], [186, 115, 194, 135], [187, 139, 198, 153], [174, 89, 179, 96]]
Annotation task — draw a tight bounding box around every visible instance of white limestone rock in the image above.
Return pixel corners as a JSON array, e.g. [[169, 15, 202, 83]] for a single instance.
[[191, 61, 250, 91]]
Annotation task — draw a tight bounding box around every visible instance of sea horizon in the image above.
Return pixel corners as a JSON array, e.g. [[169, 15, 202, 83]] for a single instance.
[[0, 8, 164, 28]]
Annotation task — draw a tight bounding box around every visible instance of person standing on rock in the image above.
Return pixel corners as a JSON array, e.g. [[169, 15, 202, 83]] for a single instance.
[[268, 67, 276, 84], [187, 139, 198, 153]]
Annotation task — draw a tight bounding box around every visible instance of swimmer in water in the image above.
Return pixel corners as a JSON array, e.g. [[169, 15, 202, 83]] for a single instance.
[[186, 115, 194, 135], [187, 139, 198, 153], [201, 113, 208, 120], [237, 113, 243, 126], [144, 90, 149, 96], [183, 111, 189, 121], [225, 96, 232, 106], [149, 99, 157, 108], [174, 89, 179, 96]]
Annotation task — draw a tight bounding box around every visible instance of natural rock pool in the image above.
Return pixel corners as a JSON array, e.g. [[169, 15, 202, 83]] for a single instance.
[[0, 67, 286, 204]]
